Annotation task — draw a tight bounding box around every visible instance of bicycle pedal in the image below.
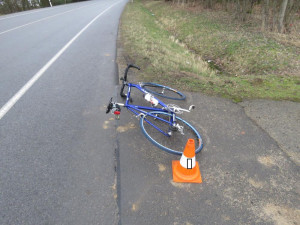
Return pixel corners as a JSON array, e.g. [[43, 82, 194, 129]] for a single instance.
[[189, 105, 195, 111]]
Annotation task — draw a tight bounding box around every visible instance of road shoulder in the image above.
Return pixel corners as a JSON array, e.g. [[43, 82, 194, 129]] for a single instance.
[[240, 100, 300, 166]]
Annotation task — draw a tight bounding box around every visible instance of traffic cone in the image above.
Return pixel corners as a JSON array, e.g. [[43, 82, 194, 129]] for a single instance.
[[172, 139, 202, 183]]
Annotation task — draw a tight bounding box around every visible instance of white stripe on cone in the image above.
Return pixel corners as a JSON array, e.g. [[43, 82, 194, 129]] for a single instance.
[[180, 154, 196, 169]]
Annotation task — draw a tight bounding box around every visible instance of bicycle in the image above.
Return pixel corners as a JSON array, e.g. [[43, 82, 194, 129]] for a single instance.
[[106, 64, 203, 155]]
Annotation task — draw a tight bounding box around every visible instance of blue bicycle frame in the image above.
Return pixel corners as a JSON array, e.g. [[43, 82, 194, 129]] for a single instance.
[[106, 64, 203, 155], [123, 83, 176, 137]]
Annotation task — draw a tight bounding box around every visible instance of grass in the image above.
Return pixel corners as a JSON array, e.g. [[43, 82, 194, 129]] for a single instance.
[[119, 0, 300, 102]]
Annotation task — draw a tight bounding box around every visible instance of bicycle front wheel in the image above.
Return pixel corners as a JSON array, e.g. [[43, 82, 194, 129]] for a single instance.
[[140, 111, 203, 155], [141, 83, 186, 100]]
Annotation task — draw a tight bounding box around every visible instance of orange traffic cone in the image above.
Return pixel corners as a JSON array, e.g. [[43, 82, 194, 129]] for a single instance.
[[172, 139, 202, 183]]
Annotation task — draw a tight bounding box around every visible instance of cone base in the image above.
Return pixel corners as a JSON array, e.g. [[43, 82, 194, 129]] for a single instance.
[[172, 161, 202, 183]]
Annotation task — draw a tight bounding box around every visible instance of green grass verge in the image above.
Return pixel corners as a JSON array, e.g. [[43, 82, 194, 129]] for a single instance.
[[120, 0, 300, 102]]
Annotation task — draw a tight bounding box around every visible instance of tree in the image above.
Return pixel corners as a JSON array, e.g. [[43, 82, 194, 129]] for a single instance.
[[278, 0, 289, 32], [261, 0, 270, 30], [164, 0, 298, 33]]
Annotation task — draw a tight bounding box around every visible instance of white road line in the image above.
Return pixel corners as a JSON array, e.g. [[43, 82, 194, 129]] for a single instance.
[[0, 7, 54, 21], [0, 2, 97, 35], [0, 5, 61, 20], [0, 0, 123, 121], [0, 1, 91, 20]]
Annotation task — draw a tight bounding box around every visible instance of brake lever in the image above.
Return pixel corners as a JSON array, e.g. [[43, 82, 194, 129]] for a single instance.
[[106, 98, 113, 114]]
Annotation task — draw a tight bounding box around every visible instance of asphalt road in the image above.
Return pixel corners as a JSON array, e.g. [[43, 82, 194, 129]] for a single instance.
[[115, 88, 300, 225], [0, 0, 126, 224]]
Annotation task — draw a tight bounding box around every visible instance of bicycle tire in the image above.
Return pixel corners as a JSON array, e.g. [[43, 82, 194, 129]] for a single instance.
[[140, 111, 203, 155], [141, 83, 186, 100]]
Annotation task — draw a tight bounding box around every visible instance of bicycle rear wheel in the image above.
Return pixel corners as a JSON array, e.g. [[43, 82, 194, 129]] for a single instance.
[[141, 83, 186, 100], [140, 111, 203, 155]]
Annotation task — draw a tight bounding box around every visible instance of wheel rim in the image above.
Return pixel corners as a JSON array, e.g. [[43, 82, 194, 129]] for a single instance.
[[142, 83, 186, 100], [140, 111, 203, 155]]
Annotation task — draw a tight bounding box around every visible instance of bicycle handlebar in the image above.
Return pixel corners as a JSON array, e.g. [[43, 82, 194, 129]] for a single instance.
[[123, 64, 140, 82], [120, 64, 141, 98]]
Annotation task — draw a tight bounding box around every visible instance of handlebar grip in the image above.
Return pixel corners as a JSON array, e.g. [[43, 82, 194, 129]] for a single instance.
[[106, 98, 113, 114]]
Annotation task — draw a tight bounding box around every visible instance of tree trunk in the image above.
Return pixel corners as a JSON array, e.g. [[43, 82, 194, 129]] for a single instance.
[[284, 0, 295, 32], [224, 0, 228, 11], [278, 0, 289, 33], [270, 0, 278, 31], [241, 0, 247, 21], [261, 0, 270, 30], [235, 0, 241, 20]]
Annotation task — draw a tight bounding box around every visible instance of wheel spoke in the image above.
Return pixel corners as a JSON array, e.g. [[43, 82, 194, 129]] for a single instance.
[[140, 111, 203, 155]]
